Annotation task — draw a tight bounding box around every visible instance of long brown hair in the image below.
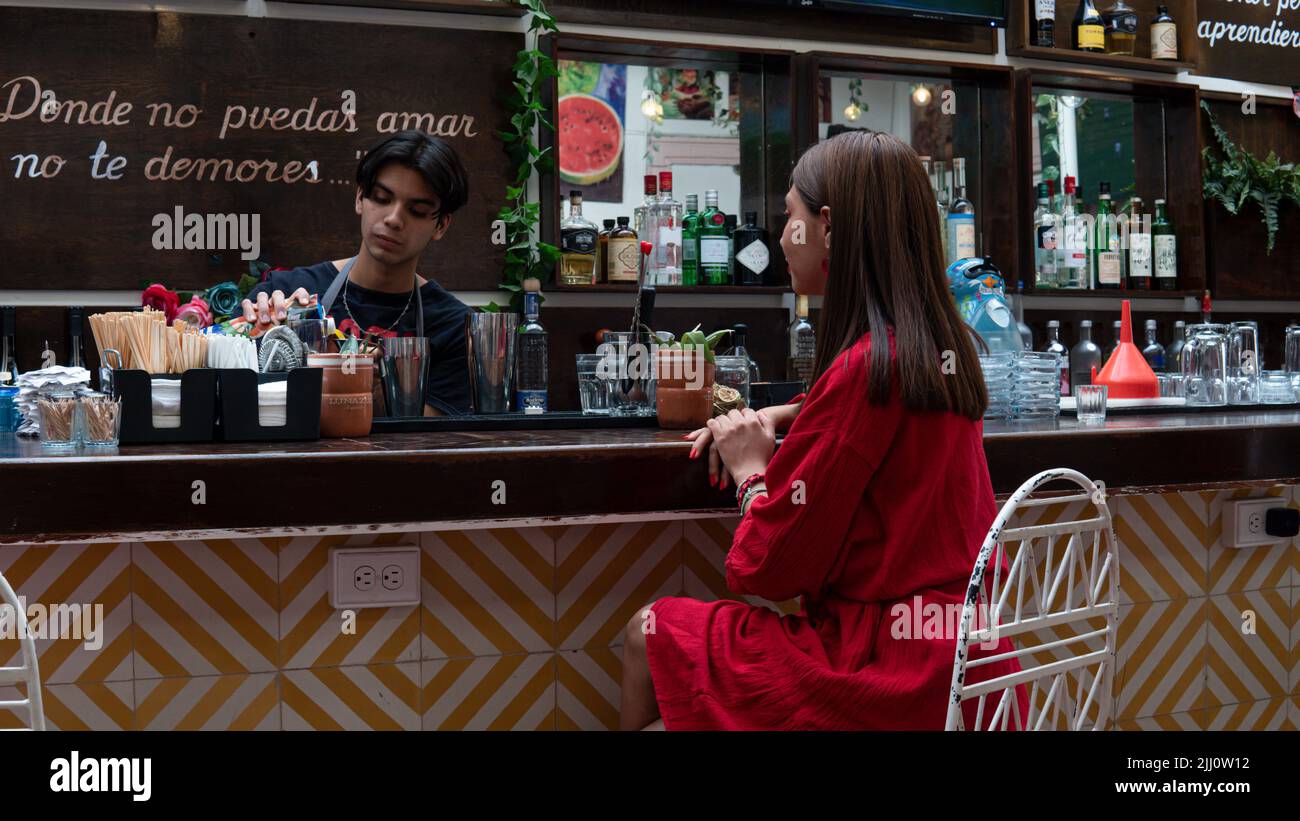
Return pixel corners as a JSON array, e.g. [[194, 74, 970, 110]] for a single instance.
[[791, 131, 987, 420]]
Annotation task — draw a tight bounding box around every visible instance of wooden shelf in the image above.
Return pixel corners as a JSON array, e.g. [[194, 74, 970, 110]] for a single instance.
[[550, 283, 790, 294], [1008, 44, 1195, 75], [1018, 288, 1199, 298]]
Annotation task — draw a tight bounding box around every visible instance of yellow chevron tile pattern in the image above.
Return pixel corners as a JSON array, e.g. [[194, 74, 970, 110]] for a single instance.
[[135, 672, 279, 730], [1205, 589, 1292, 707], [0, 542, 132, 683], [133, 540, 279, 678], [420, 528, 552, 659], [1110, 492, 1207, 604], [283, 662, 420, 730], [0, 681, 134, 730], [556, 647, 622, 730], [1115, 598, 1206, 720], [420, 653, 555, 730], [1208, 486, 1294, 593], [555, 521, 682, 650], [279, 534, 419, 669], [682, 517, 801, 615], [1204, 696, 1295, 730], [1114, 711, 1206, 730]]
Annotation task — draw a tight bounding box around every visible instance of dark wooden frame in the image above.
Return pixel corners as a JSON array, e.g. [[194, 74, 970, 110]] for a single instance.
[[1014, 66, 1206, 297], [1006, 0, 1198, 74], [538, 33, 796, 292], [794, 52, 1019, 278]]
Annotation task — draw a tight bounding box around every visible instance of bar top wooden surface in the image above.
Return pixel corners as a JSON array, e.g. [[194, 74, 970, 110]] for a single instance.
[[3, 408, 1299, 543]]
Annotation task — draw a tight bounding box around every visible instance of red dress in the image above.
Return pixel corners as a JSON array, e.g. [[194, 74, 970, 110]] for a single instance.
[[646, 329, 1028, 730]]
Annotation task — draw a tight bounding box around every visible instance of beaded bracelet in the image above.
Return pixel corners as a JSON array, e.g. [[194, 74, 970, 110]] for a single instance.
[[740, 483, 767, 517], [735, 472, 766, 504]]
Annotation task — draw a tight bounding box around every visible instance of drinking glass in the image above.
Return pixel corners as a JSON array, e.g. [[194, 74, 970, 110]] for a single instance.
[[1075, 384, 1108, 424], [38, 391, 80, 448], [1181, 324, 1228, 407], [288, 319, 333, 354], [1258, 371, 1296, 404], [575, 353, 609, 415], [601, 331, 655, 417], [1226, 320, 1259, 404], [1285, 325, 1300, 396], [381, 337, 430, 418], [80, 393, 122, 446]]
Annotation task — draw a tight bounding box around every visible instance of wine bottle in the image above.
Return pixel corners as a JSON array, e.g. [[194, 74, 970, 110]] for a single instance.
[[1152, 198, 1178, 291], [1094, 182, 1123, 289], [1126, 196, 1152, 290], [1073, 0, 1106, 52]]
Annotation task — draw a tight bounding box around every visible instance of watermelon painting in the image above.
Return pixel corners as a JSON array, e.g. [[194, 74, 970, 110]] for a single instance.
[[558, 93, 624, 186]]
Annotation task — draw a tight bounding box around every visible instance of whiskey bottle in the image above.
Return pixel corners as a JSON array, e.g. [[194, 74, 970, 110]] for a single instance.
[[606, 217, 640, 284], [559, 191, 598, 286]]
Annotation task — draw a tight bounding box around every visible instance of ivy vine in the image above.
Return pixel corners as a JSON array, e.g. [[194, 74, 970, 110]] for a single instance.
[[492, 0, 560, 313], [1201, 100, 1300, 254]]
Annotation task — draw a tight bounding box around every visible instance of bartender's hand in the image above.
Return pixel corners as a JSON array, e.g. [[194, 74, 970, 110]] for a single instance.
[[685, 403, 796, 488], [240, 288, 313, 334]]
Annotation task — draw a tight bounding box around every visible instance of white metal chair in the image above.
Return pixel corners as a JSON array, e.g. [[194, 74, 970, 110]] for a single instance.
[[0, 569, 45, 730], [946, 468, 1119, 731]]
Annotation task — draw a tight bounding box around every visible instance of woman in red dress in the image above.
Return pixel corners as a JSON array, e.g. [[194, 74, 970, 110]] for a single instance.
[[619, 131, 1027, 730]]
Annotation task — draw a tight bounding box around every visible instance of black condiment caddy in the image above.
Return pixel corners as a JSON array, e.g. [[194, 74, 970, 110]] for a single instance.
[[216, 368, 322, 442]]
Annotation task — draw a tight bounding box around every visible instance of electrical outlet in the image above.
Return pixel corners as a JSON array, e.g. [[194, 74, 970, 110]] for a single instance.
[[1223, 498, 1290, 548], [330, 547, 419, 609]]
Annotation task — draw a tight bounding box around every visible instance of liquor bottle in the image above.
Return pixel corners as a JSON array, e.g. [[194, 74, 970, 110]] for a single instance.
[[559, 190, 599, 286], [633, 174, 657, 239], [724, 214, 738, 284], [1105, 320, 1123, 362], [1141, 318, 1166, 372], [597, 219, 615, 284], [932, 159, 950, 263], [1151, 5, 1178, 60], [1011, 281, 1034, 350], [514, 280, 547, 414], [1035, 0, 1056, 47], [946, 157, 976, 266], [649, 172, 683, 286], [0, 306, 17, 385], [67, 305, 86, 369], [1070, 319, 1102, 390], [1058, 176, 1088, 288], [1102, 0, 1138, 55], [681, 194, 701, 287], [1034, 182, 1058, 289], [1073, 0, 1106, 52], [1152, 198, 1178, 290], [734, 212, 770, 286], [698, 189, 730, 286], [606, 217, 640, 283], [1126, 196, 1152, 290], [788, 295, 815, 389], [1166, 319, 1186, 372], [727, 323, 762, 383], [1042, 320, 1071, 396], [1094, 182, 1123, 289]]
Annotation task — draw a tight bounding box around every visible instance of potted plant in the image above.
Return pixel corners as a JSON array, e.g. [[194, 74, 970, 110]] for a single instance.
[[653, 326, 730, 429]]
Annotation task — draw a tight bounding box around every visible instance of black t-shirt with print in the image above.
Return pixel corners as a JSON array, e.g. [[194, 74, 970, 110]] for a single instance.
[[247, 260, 471, 415]]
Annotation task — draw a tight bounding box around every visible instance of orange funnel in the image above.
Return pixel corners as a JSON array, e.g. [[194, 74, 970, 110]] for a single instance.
[[1092, 301, 1159, 399]]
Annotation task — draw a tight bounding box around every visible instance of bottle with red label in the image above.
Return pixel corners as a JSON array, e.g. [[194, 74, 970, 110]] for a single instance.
[[698, 189, 730, 286]]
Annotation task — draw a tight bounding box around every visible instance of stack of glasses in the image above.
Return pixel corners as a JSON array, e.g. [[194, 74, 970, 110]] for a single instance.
[[1010, 350, 1062, 421], [980, 353, 1014, 421]]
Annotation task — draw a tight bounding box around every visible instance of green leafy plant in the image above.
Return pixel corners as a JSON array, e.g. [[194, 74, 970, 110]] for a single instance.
[[490, 0, 561, 313], [1201, 100, 1300, 253], [651, 325, 732, 364]]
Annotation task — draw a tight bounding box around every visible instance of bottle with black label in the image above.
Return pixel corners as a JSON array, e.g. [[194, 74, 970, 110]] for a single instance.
[[1073, 0, 1106, 52], [1102, 0, 1138, 56], [733, 212, 770, 286], [559, 191, 598, 286], [1035, 0, 1056, 47]]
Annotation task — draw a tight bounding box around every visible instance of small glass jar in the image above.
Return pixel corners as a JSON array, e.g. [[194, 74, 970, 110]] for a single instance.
[[38, 390, 81, 448], [79, 392, 122, 446], [713, 355, 752, 409]]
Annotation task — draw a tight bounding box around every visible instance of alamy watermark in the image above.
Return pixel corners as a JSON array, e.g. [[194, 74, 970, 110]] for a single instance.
[[0, 596, 105, 650]]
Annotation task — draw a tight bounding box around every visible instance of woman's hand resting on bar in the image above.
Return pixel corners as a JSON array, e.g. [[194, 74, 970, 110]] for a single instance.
[[686, 403, 795, 490]]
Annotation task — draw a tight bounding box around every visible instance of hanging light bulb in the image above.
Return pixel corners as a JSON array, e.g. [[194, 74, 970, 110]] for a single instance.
[[843, 102, 861, 121], [641, 91, 659, 119], [912, 84, 932, 106]]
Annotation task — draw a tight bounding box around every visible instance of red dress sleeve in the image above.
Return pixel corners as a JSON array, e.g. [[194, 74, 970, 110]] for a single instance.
[[726, 335, 903, 602]]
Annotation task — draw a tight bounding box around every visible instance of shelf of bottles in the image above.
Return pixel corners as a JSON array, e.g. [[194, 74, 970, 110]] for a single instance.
[[556, 172, 784, 291], [1010, 0, 1198, 74]]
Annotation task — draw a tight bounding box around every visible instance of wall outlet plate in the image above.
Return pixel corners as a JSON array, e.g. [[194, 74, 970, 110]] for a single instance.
[[1223, 498, 1291, 548], [329, 546, 420, 609]]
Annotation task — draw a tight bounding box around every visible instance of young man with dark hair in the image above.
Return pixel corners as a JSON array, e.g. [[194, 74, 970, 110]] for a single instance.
[[243, 129, 472, 416]]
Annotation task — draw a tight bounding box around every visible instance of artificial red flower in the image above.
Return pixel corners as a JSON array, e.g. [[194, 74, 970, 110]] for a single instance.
[[141, 283, 181, 322], [174, 295, 213, 328]]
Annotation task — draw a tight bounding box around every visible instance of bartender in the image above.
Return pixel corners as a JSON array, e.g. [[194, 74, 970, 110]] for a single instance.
[[242, 130, 472, 416]]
